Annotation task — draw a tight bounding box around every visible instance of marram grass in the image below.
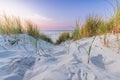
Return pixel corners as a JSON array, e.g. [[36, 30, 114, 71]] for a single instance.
[[0, 15, 53, 43], [55, 32, 70, 44], [0, 15, 23, 34]]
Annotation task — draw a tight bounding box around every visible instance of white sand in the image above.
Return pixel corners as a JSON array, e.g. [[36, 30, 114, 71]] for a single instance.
[[0, 33, 120, 80]]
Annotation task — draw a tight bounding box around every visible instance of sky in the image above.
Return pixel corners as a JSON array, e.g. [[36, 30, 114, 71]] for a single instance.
[[0, 0, 116, 30]]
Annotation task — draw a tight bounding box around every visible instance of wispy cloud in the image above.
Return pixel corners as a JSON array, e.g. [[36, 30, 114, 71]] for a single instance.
[[0, 0, 53, 27], [25, 13, 52, 21], [0, 0, 72, 30]]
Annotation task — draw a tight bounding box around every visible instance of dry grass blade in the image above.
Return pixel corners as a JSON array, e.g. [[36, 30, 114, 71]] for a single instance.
[[88, 36, 96, 64]]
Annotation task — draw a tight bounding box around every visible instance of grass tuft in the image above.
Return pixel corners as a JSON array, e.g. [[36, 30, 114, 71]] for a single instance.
[[25, 21, 53, 43], [39, 33, 53, 44], [55, 32, 70, 44], [0, 15, 23, 34], [82, 15, 105, 37], [25, 21, 40, 39], [72, 20, 82, 41]]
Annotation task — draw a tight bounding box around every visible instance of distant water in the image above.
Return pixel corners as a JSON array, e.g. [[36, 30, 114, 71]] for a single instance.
[[41, 30, 73, 33]]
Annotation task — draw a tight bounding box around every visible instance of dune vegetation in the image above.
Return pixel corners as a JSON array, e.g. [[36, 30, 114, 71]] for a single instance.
[[1, 1, 120, 80], [0, 1, 120, 45], [0, 15, 53, 44], [55, 32, 70, 44], [55, 0, 120, 44]]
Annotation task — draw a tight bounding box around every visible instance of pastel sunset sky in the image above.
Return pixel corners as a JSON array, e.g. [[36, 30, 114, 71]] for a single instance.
[[0, 0, 116, 30]]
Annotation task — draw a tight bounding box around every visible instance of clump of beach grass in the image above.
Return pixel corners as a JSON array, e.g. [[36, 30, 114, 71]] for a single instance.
[[39, 33, 53, 44], [0, 15, 23, 35], [112, 0, 120, 33], [25, 21, 40, 39], [71, 15, 105, 40], [0, 15, 53, 44], [82, 15, 106, 37], [55, 32, 70, 44], [72, 20, 82, 41], [25, 21, 53, 43], [72, 13, 116, 41]]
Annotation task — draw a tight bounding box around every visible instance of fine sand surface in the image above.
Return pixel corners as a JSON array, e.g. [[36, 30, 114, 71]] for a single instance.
[[0, 32, 120, 80]]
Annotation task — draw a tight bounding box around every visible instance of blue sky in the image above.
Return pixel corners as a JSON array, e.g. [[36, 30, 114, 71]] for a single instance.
[[0, 0, 116, 30]]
